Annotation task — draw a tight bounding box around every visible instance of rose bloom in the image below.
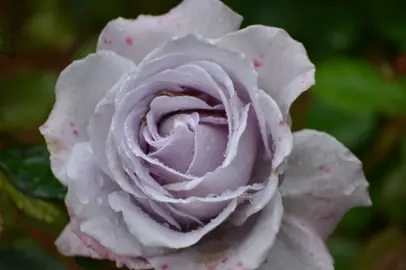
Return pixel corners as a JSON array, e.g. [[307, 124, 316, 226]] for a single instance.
[[40, 0, 371, 269]]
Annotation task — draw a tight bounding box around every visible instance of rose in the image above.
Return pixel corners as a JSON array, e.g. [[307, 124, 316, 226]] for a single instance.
[[40, 0, 371, 269]]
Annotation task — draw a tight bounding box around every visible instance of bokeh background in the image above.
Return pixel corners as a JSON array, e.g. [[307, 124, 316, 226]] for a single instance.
[[1, 0, 406, 269]]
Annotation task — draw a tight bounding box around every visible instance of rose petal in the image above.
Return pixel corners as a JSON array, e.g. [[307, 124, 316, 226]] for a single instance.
[[71, 217, 154, 269], [255, 90, 293, 170], [56, 222, 102, 259], [109, 191, 238, 249], [280, 130, 371, 239], [40, 51, 135, 184], [88, 81, 123, 178], [186, 122, 228, 177], [97, 0, 242, 64], [147, 192, 283, 270], [65, 142, 159, 257], [258, 215, 333, 270], [65, 143, 118, 220], [216, 25, 315, 118], [140, 34, 290, 164], [164, 105, 258, 196], [230, 171, 279, 226], [148, 123, 195, 174]]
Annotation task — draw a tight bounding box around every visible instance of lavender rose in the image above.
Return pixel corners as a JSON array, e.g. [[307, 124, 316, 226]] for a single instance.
[[40, 0, 371, 269]]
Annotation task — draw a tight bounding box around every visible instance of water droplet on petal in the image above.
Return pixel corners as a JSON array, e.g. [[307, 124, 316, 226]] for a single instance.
[[77, 193, 90, 204]]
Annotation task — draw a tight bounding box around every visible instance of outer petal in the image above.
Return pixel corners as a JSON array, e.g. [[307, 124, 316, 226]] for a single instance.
[[65, 142, 162, 257], [97, 0, 242, 64], [55, 222, 102, 259], [109, 190, 238, 249], [258, 215, 333, 270], [40, 51, 135, 185], [147, 192, 283, 270], [280, 130, 371, 239], [215, 25, 315, 118]]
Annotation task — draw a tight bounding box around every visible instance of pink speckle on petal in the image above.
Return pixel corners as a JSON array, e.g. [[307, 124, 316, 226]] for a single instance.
[[103, 38, 112, 45], [236, 262, 244, 267], [69, 122, 74, 127], [279, 119, 286, 126], [207, 266, 216, 270], [125, 37, 133, 46], [222, 258, 228, 263], [319, 165, 331, 174], [253, 59, 262, 68], [73, 129, 79, 136], [161, 264, 169, 270]]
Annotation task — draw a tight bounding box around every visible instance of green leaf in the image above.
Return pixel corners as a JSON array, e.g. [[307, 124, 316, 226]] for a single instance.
[[370, 0, 406, 49], [381, 165, 406, 224], [0, 246, 66, 270], [23, 0, 75, 51], [306, 98, 376, 149], [313, 59, 406, 115], [356, 228, 406, 270], [0, 145, 66, 200], [0, 170, 65, 223], [0, 28, 14, 57], [0, 71, 56, 131], [328, 238, 360, 270], [75, 258, 111, 270]]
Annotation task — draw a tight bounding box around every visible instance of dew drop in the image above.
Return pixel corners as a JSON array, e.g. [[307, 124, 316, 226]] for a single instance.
[[77, 193, 90, 204]]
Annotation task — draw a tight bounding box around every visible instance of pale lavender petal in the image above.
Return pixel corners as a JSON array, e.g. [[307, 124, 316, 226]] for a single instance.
[[258, 215, 333, 270], [186, 122, 228, 177], [88, 82, 121, 177], [140, 34, 278, 162], [230, 171, 279, 226], [147, 192, 283, 270], [216, 25, 315, 118], [280, 130, 371, 239], [148, 124, 195, 174], [215, 192, 283, 270], [256, 90, 293, 169], [64, 142, 159, 257], [56, 222, 102, 259], [146, 95, 222, 142], [164, 105, 258, 196], [97, 0, 242, 63], [40, 51, 135, 184], [109, 191, 238, 249]]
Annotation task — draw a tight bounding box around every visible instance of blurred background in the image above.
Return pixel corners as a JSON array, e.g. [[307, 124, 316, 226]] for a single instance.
[[0, 0, 406, 269]]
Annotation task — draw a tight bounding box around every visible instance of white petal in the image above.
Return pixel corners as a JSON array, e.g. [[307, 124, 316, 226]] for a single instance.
[[280, 130, 371, 239], [97, 0, 242, 64], [40, 51, 135, 185], [216, 25, 315, 117], [258, 215, 333, 270], [146, 192, 283, 270], [55, 222, 102, 259]]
